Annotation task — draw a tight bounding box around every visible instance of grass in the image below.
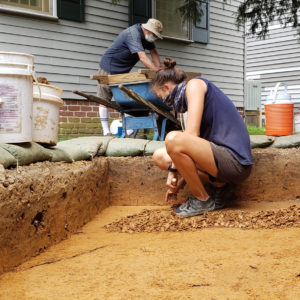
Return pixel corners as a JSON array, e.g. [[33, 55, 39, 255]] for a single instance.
[[58, 136, 78, 142], [247, 126, 266, 135]]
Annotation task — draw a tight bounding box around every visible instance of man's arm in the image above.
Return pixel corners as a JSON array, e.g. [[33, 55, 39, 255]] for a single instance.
[[149, 48, 161, 68], [137, 51, 160, 70]]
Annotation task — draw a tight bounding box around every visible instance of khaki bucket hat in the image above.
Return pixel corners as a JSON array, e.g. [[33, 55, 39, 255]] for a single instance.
[[142, 18, 163, 39]]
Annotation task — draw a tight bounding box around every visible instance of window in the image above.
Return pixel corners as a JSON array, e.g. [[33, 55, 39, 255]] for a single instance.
[[155, 0, 209, 43], [155, 0, 189, 40], [129, 0, 210, 43], [0, 0, 84, 21], [0, 0, 50, 13]]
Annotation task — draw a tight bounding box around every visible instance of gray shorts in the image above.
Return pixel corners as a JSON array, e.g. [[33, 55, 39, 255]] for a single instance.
[[96, 68, 113, 101], [209, 142, 252, 184]]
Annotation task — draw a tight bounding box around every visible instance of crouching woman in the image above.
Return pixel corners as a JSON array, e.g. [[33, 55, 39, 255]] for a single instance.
[[152, 58, 253, 217]]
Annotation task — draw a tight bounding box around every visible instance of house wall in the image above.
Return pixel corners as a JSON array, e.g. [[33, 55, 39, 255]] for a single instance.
[[0, 0, 245, 137], [246, 23, 300, 118]]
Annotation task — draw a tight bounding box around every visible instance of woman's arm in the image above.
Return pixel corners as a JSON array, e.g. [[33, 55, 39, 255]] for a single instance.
[[184, 79, 207, 136]]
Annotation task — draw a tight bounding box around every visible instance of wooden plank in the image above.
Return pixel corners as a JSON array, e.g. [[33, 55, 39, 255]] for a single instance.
[[118, 85, 181, 128], [89, 75, 111, 84], [138, 69, 157, 80], [73, 90, 124, 112], [90, 73, 147, 84], [138, 69, 202, 81]]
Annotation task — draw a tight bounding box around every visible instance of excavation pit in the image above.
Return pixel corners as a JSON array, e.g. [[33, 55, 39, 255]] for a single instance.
[[0, 148, 299, 298]]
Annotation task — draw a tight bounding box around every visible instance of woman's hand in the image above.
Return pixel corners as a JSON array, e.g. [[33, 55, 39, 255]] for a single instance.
[[165, 171, 178, 202], [165, 172, 186, 202]]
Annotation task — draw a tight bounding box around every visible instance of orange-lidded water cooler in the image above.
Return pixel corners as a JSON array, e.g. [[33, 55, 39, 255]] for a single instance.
[[264, 82, 294, 136]]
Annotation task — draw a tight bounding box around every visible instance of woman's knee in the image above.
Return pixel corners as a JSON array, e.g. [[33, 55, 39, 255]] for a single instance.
[[152, 148, 162, 164], [153, 147, 167, 168], [165, 131, 185, 153]]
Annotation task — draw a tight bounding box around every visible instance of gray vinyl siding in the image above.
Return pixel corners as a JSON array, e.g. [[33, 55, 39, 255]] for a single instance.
[[246, 23, 300, 112], [152, 0, 245, 106], [0, 0, 245, 106]]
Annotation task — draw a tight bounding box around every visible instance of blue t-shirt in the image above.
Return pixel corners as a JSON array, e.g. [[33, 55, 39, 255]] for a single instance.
[[196, 77, 253, 166], [100, 24, 155, 74]]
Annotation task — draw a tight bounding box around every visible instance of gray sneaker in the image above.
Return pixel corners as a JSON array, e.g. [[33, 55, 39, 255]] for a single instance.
[[173, 196, 215, 217], [213, 184, 233, 210]]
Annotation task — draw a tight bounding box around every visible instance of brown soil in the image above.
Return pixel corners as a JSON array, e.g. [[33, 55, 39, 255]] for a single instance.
[[0, 159, 110, 274], [0, 205, 300, 300], [1, 149, 300, 275]]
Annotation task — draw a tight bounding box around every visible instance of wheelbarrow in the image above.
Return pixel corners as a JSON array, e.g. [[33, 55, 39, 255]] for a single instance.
[[109, 80, 177, 140], [74, 80, 180, 141]]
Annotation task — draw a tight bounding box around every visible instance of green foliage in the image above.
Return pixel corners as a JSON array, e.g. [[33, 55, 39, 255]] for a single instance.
[[247, 126, 266, 135], [236, 0, 300, 38]]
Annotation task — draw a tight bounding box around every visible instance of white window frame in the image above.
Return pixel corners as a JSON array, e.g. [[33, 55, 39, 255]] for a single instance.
[[0, 0, 57, 20], [152, 0, 193, 43]]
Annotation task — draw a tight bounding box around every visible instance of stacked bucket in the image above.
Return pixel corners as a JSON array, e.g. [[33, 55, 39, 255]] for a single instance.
[[0, 51, 63, 145]]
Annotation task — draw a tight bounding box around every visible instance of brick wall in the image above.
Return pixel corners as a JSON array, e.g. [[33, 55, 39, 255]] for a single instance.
[[58, 99, 121, 138]]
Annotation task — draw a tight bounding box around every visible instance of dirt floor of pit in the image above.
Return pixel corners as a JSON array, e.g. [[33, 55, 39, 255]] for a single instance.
[[0, 201, 300, 300]]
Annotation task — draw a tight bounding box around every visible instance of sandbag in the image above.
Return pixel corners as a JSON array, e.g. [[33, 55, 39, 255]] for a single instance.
[[105, 138, 150, 157], [0, 146, 17, 168], [250, 135, 275, 148], [63, 136, 115, 156], [46, 147, 73, 163], [0, 142, 52, 166], [270, 134, 300, 148], [144, 140, 165, 156], [56, 137, 103, 161], [97, 136, 115, 155]]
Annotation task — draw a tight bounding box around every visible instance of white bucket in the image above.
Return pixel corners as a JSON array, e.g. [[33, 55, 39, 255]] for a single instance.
[[33, 83, 63, 145], [0, 51, 34, 143], [294, 113, 300, 134]]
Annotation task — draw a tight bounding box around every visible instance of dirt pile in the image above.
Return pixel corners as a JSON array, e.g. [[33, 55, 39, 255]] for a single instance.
[[105, 205, 300, 233]]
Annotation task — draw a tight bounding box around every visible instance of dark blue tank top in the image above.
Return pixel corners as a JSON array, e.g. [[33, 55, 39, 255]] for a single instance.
[[195, 77, 253, 165]]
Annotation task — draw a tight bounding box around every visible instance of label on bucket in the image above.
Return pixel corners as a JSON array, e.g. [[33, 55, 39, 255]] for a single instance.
[[0, 84, 21, 133]]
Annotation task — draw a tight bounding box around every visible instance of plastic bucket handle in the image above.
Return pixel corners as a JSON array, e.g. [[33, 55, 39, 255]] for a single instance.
[[272, 82, 288, 103], [28, 65, 42, 101]]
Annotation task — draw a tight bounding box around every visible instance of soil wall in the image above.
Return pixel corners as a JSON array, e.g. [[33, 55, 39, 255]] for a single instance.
[[0, 159, 110, 274], [108, 148, 300, 205], [0, 148, 299, 274]]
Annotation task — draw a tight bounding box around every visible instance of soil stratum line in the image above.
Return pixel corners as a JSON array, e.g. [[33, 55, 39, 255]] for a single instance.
[[15, 245, 111, 272]]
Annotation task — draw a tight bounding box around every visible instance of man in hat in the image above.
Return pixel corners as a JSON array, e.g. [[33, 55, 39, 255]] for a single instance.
[[97, 18, 163, 136]]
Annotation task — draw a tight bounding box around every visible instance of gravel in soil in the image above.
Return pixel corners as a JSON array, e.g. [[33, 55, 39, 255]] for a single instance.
[[105, 205, 300, 233]]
